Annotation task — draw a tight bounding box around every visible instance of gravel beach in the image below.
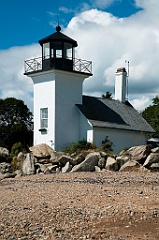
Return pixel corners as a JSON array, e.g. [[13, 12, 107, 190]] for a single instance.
[[0, 171, 159, 239]]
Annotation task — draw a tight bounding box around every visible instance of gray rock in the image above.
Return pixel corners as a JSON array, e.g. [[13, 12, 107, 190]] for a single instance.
[[105, 156, 118, 171], [22, 153, 35, 175], [0, 147, 9, 158], [71, 152, 86, 165], [119, 160, 144, 172], [143, 153, 159, 168], [98, 155, 107, 169], [0, 162, 12, 174], [47, 164, 58, 172], [124, 145, 151, 163], [29, 143, 55, 159], [151, 147, 159, 153], [0, 172, 16, 180], [59, 155, 73, 165], [71, 152, 100, 172], [17, 152, 25, 161], [50, 151, 64, 164], [62, 161, 72, 173], [116, 155, 130, 168], [95, 166, 101, 172], [29, 144, 63, 164], [100, 151, 107, 157], [149, 163, 159, 171], [14, 170, 22, 177], [35, 163, 46, 173], [44, 165, 57, 174]]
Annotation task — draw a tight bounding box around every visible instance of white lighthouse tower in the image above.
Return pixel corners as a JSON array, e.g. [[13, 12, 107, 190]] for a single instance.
[[24, 25, 92, 151]]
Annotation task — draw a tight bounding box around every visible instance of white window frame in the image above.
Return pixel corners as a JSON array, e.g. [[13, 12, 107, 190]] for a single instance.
[[40, 108, 48, 129]]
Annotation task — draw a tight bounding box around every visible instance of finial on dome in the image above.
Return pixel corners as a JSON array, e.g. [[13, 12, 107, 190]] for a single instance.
[[56, 15, 61, 32], [56, 25, 61, 32]]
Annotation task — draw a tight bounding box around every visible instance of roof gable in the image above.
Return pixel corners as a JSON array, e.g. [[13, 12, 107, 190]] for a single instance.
[[76, 96, 155, 133]]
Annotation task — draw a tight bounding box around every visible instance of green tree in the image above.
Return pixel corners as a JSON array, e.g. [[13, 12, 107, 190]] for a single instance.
[[0, 97, 33, 150], [102, 91, 112, 99], [141, 95, 159, 138]]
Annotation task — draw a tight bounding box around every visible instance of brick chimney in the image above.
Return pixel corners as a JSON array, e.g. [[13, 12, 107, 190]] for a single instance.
[[115, 67, 127, 103]]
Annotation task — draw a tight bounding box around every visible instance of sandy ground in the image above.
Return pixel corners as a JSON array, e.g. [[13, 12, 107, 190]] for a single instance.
[[0, 171, 159, 240]]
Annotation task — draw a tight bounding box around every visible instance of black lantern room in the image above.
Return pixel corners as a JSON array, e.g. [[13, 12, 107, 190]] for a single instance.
[[38, 25, 78, 72]]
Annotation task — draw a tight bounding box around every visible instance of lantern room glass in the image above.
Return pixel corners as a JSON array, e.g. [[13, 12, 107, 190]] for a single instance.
[[43, 43, 50, 59], [51, 42, 62, 58], [64, 42, 73, 59]]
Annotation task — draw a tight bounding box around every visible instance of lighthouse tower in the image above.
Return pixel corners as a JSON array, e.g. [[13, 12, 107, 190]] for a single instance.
[[24, 26, 92, 151]]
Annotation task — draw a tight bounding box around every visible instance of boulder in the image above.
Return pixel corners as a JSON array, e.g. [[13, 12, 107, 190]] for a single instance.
[[29, 144, 63, 164], [44, 165, 58, 174], [50, 151, 64, 164], [22, 153, 35, 175], [105, 156, 118, 171], [35, 163, 46, 173], [119, 160, 144, 172], [59, 155, 73, 165], [14, 170, 22, 177], [34, 158, 51, 164], [95, 166, 101, 172], [62, 162, 72, 173], [0, 172, 16, 180], [149, 163, 159, 171], [124, 145, 151, 163], [16, 152, 25, 170], [151, 147, 159, 153], [71, 152, 100, 172], [116, 154, 130, 169], [17, 152, 25, 162], [0, 147, 9, 162], [98, 152, 107, 169], [71, 152, 87, 165], [143, 153, 159, 168], [29, 143, 55, 159], [0, 147, 9, 157], [0, 162, 12, 174]]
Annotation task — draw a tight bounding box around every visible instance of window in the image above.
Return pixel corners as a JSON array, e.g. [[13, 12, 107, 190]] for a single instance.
[[64, 43, 73, 59], [40, 108, 48, 129], [56, 49, 62, 58], [51, 42, 62, 58], [43, 43, 50, 59]]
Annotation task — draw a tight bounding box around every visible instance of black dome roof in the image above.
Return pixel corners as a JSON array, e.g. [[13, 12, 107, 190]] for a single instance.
[[39, 28, 78, 47]]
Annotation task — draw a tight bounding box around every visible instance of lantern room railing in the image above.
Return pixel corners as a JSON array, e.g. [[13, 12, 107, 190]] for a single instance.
[[24, 56, 92, 75]]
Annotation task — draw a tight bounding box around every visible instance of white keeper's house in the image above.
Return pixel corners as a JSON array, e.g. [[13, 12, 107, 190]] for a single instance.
[[24, 25, 154, 153]]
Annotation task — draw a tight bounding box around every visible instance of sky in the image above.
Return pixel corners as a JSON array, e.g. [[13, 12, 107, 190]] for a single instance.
[[0, 0, 159, 112]]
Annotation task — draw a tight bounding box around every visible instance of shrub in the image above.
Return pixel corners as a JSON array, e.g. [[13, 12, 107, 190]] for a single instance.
[[11, 157, 21, 171], [99, 136, 114, 155], [65, 140, 96, 156], [9, 142, 27, 158]]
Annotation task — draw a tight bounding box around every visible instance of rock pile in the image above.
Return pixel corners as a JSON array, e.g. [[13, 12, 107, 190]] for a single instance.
[[1, 143, 159, 179]]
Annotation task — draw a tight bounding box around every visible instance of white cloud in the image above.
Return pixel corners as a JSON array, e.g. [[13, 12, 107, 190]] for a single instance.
[[1, 0, 159, 113], [130, 96, 151, 112], [89, 0, 119, 9], [64, 2, 159, 111], [0, 44, 41, 111], [59, 7, 75, 14]]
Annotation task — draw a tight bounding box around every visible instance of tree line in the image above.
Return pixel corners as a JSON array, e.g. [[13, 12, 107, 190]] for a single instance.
[[0, 97, 33, 151]]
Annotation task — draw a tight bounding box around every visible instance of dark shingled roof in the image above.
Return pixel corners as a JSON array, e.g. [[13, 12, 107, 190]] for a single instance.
[[76, 96, 155, 133], [39, 31, 78, 47]]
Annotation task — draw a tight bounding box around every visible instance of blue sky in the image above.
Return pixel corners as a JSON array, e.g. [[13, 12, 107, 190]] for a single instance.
[[0, 0, 159, 112], [0, 0, 141, 49]]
